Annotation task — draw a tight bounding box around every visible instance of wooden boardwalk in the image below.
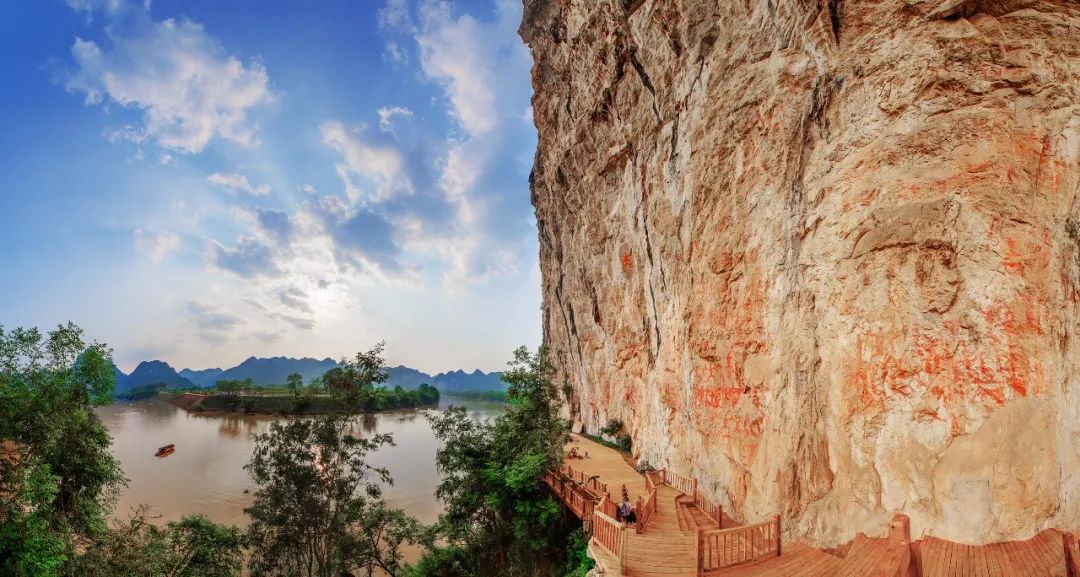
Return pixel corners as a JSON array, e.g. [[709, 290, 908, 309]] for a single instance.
[[915, 530, 1067, 577], [551, 434, 1076, 577]]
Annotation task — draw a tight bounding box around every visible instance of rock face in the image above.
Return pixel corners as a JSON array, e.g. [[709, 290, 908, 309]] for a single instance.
[[520, 0, 1080, 546]]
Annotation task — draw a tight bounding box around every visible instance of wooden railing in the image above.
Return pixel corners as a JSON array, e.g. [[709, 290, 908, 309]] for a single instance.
[[698, 515, 781, 571], [562, 482, 596, 527], [584, 475, 608, 498], [693, 487, 723, 528], [636, 486, 658, 533], [597, 493, 618, 520], [561, 465, 587, 485], [592, 509, 626, 573], [664, 468, 697, 496]]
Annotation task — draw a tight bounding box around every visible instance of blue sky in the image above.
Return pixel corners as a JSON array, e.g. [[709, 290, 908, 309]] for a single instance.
[[0, 0, 540, 374]]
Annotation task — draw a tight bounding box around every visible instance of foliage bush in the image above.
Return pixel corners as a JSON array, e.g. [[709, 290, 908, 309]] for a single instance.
[[412, 346, 569, 577], [561, 528, 595, 577], [0, 323, 243, 577]]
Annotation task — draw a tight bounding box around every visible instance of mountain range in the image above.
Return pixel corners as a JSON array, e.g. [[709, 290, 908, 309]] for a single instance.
[[112, 356, 506, 394]]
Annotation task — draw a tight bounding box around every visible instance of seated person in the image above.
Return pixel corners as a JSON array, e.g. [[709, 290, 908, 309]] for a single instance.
[[618, 497, 636, 525]]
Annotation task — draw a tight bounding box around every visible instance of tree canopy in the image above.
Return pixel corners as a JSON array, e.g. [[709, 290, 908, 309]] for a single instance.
[[0, 322, 246, 577], [245, 415, 428, 577], [412, 346, 568, 577], [0, 323, 124, 576]]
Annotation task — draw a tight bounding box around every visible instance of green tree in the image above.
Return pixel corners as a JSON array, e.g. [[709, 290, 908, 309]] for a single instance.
[[416, 346, 567, 577], [0, 323, 124, 577], [321, 343, 390, 409], [215, 379, 241, 393], [244, 415, 425, 577], [66, 506, 244, 577], [286, 373, 304, 396]]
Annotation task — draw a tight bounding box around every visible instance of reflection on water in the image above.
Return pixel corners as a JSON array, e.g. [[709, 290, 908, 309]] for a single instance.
[[96, 395, 504, 530]]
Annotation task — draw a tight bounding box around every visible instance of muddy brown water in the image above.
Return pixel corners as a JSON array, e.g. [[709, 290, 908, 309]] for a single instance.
[[96, 395, 505, 564]]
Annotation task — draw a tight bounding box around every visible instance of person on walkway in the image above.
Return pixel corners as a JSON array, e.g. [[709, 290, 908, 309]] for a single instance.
[[619, 497, 636, 525]]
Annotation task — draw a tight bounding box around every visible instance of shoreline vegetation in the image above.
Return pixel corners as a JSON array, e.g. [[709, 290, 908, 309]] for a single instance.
[[2, 323, 579, 577], [120, 384, 508, 415], [158, 384, 440, 415]]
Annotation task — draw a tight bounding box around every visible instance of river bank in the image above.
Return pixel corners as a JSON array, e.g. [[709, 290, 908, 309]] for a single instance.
[[159, 390, 438, 415]]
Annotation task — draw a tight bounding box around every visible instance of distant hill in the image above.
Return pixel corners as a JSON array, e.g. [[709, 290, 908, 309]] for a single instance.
[[385, 365, 434, 389], [213, 356, 339, 386], [114, 360, 196, 392], [433, 369, 506, 392], [178, 367, 223, 388], [113, 355, 505, 393]]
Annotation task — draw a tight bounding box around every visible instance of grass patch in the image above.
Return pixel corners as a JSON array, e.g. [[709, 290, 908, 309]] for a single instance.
[[581, 433, 630, 455]]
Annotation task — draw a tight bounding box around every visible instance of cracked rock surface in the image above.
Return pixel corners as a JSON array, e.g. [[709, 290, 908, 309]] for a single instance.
[[520, 0, 1080, 545]]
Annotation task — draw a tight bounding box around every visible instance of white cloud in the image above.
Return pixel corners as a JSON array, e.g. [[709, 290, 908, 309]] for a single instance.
[[159, 152, 175, 165], [377, 106, 413, 129], [301, 184, 317, 194], [208, 172, 271, 196], [66, 0, 124, 17], [65, 15, 273, 153], [104, 124, 147, 144], [416, 2, 497, 136], [378, 0, 411, 30], [383, 42, 408, 65], [132, 228, 180, 263], [186, 300, 243, 344], [321, 120, 408, 203], [208, 236, 280, 278]]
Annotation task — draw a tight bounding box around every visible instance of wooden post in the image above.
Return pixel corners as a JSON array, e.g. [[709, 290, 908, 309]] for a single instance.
[[1064, 533, 1080, 577], [696, 527, 703, 576], [775, 514, 782, 557], [718, 504, 723, 529], [691, 478, 698, 504], [889, 513, 914, 577], [618, 523, 626, 576]]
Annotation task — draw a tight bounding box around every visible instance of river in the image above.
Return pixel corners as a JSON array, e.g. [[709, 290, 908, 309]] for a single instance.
[[96, 395, 505, 531]]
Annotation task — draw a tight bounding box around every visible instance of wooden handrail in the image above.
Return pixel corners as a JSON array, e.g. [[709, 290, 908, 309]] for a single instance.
[[698, 515, 782, 571], [663, 469, 696, 495], [694, 487, 723, 528], [691, 488, 725, 529], [636, 487, 658, 533], [597, 493, 618, 519], [592, 509, 625, 573]]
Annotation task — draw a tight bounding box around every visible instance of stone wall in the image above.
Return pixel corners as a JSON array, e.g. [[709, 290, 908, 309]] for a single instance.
[[520, 0, 1080, 545]]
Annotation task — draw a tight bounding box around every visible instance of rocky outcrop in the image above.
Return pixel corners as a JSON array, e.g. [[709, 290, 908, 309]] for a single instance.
[[520, 0, 1080, 546]]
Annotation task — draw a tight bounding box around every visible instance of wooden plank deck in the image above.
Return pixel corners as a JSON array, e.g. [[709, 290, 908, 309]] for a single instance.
[[565, 434, 649, 503], [916, 530, 1067, 577], [553, 434, 1072, 577], [704, 542, 842, 577]]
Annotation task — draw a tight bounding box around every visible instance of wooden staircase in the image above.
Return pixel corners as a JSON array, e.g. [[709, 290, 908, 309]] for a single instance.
[[675, 494, 720, 534], [623, 485, 698, 577]]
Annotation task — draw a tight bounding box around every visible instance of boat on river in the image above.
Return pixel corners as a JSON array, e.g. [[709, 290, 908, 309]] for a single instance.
[[154, 444, 175, 457]]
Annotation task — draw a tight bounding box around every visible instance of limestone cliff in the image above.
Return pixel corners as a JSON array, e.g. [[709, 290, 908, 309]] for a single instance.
[[520, 0, 1080, 546]]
